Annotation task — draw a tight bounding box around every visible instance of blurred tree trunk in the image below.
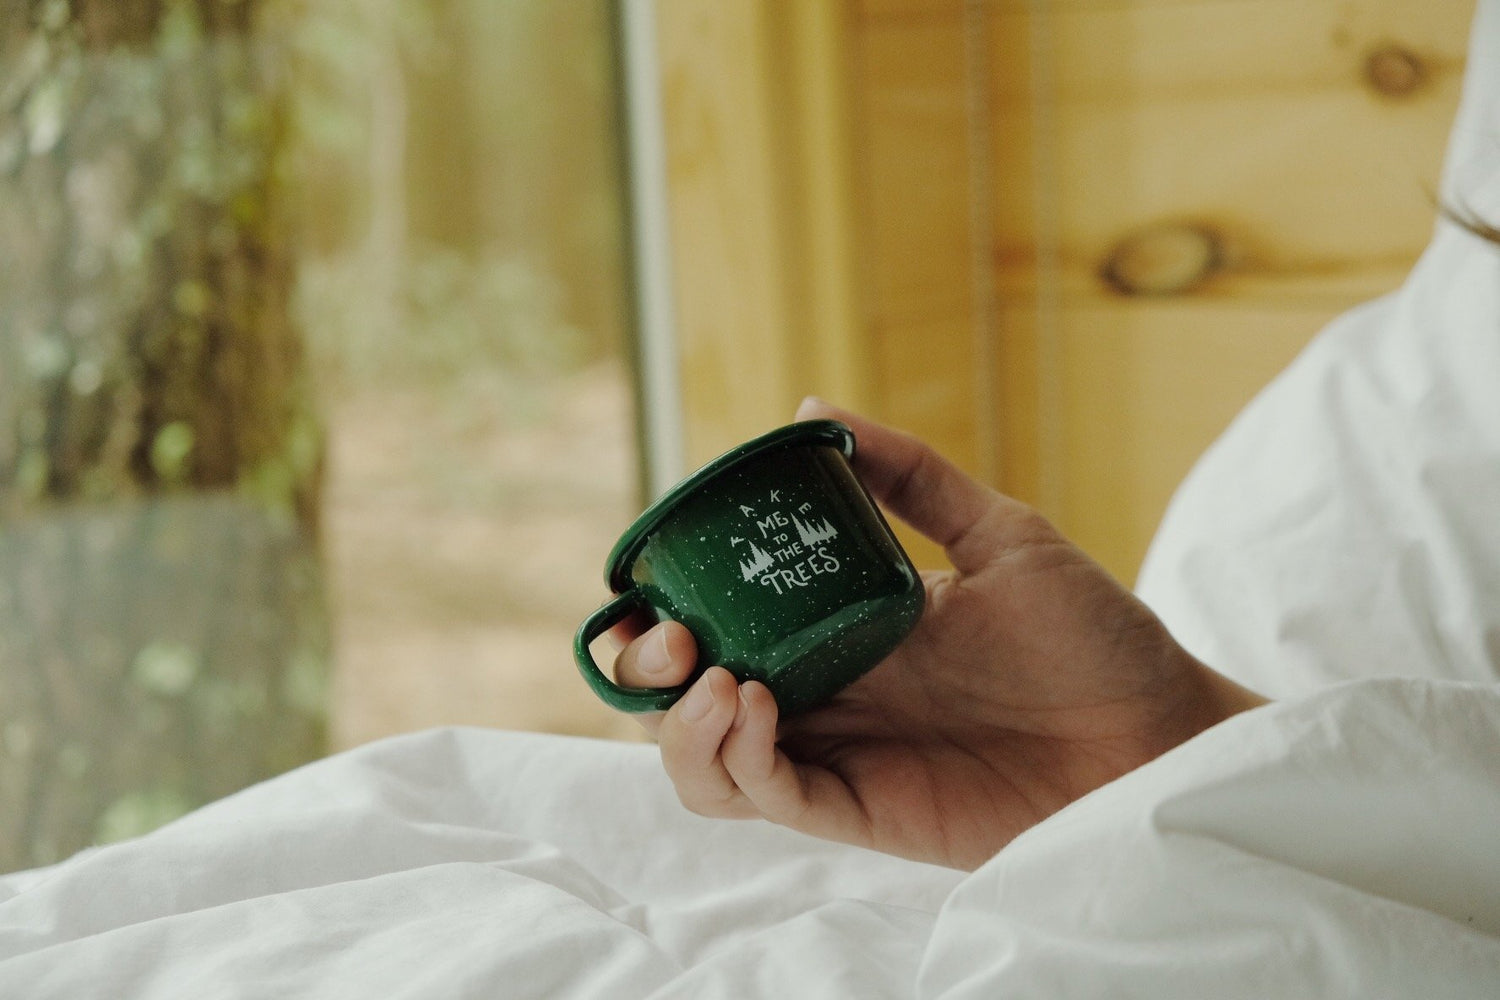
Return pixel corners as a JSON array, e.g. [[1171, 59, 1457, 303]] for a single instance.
[[0, 0, 327, 871]]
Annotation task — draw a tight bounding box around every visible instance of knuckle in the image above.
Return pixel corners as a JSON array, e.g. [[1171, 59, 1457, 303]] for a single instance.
[[677, 785, 740, 818], [754, 769, 813, 827], [678, 793, 716, 818]]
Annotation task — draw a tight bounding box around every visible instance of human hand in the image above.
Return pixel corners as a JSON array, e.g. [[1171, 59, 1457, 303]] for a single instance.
[[608, 399, 1266, 870]]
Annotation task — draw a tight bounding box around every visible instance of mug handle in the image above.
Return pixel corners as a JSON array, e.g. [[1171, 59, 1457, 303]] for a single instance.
[[573, 590, 694, 713]]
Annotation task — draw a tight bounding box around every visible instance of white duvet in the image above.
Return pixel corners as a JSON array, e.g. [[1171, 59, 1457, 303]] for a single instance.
[[2, 681, 1498, 998], [6, 2, 1500, 995]]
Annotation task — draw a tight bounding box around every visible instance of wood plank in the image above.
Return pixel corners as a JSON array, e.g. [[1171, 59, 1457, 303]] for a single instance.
[[855, 0, 1468, 320], [992, 87, 1461, 270], [983, 0, 1469, 292], [862, 0, 1473, 31], [873, 317, 986, 469], [783, 0, 874, 415], [656, 0, 799, 465], [853, 14, 974, 325], [656, 0, 875, 467], [973, 0, 1472, 581], [1046, 300, 1354, 583], [874, 314, 1012, 570]]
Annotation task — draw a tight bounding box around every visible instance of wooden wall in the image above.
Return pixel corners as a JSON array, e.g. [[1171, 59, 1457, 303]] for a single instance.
[[654, 0, 1474, 582]]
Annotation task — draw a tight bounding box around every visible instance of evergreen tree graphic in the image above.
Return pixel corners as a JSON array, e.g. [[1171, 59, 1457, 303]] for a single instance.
[[793, 514, 839, 547], [739, 541, 776, 581]]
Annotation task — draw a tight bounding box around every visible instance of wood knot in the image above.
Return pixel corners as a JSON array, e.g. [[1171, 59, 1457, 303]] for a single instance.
[[1099, 221, 1224, 298], [1363, 44, 1427, 98]]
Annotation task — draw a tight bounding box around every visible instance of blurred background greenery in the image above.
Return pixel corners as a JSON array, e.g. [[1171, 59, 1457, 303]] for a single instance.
[[0, 0, 639, 872]]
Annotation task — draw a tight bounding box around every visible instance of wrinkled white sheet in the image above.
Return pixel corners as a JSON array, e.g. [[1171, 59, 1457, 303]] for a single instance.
[[2, 681, 1498, 998], [920, 680, 1500, 997], [0, 727, 959, 998], [6, 1, 1500, 995]]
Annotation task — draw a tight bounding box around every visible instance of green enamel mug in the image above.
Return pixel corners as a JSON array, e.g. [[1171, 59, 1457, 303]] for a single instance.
[[573, 419, 925, 715]]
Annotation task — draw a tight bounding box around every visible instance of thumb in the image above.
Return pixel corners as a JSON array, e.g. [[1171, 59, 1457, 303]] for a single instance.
[[794, 398, 1028, 574]]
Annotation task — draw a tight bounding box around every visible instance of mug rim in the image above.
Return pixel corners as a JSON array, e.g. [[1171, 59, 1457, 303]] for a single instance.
[[604, 419, 856, 593]]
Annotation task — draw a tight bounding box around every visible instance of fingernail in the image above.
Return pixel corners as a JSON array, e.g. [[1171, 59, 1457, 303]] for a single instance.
[[729, 687, 751, 732], [602, 601, 628, 651], [639, 628, 673, 676], [679, 675, 715, 722]]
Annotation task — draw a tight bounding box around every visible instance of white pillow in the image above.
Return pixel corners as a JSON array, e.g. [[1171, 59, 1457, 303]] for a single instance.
[[1135, 0, 1500, 697]]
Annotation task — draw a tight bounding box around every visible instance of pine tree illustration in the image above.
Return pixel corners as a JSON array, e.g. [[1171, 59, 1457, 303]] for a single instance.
[[794, 514, 839, 547], [739, 541, 775, 581]]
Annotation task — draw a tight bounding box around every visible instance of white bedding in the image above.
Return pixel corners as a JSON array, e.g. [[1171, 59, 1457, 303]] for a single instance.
[[2, 682, 1498, 998], [6, 2, 1500, 995]]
